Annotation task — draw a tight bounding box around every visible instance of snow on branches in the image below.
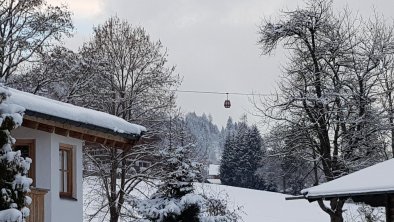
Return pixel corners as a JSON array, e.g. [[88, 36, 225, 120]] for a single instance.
[[137, 145, 241, 222], [136, 146, 202, 221], [0, 85, 31, 221]]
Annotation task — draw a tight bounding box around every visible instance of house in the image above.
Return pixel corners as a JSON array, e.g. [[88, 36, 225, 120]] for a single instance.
[[206, 164, 221, 184], [6, 88, 146, 222], [297, 159, 394, 222], [208, 164, 220, 179]]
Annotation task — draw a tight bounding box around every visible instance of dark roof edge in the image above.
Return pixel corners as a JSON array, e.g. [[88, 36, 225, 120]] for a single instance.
[[285, 195, 305, 200], [304, 189, 394, 201], [25, 110, 143, 141]]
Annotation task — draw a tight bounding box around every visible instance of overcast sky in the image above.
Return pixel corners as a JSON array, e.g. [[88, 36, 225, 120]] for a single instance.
[[48, 0, 394, 128]]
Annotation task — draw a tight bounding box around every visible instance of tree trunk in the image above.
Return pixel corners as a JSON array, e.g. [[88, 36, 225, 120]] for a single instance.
[[388, 91, 394, 158], [109, 212, 119, 222], [329, 199, 345, 222], [318, 199, 345, 222], [109, 148, 120, 222], [330, 213, 343, 222]]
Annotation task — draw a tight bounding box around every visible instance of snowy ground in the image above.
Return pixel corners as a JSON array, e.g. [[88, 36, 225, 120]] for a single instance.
[[198, 183, 328, 222], [83, 178, 383, 222]]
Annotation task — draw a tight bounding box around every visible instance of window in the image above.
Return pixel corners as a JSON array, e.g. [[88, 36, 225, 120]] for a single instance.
[[59, 144, 73, 198], [136, 160, 151, 169], [14, 140, 36, 187]]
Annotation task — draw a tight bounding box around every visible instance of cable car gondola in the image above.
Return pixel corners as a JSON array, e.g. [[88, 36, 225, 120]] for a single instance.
[[224, 93, 231, 108]]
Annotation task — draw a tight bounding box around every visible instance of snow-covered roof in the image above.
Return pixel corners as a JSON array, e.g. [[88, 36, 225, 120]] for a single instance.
[[7, 88, 146, 138], [208, 164, 220, 176], [301, 158, 394, 200]]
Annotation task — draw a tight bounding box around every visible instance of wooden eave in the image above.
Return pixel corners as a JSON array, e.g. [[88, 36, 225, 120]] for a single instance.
[[299, 193, 394, 222], [22, 111, 142, 147], [303, 189, 394, 206]]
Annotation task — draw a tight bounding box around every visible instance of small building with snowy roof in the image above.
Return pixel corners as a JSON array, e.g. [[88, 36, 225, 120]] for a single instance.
[[208, 164, 220, 178], [299, 159, 394, 222], [6, 88, 146, 222], [207, 164, 221, 184]]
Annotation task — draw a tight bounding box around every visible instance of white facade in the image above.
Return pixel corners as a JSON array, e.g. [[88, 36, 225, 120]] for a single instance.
[[12, 126, 84, 222]]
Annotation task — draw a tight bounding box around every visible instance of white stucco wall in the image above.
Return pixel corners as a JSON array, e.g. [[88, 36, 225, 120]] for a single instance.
[[12, 127, 84, 222], [50, 133, 83, 222], [12, 127, 53, 221]]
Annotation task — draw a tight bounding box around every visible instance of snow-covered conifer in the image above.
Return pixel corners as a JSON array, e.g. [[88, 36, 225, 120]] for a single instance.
[[0, 86, 31, 221], [137, 142, 241, 222], [219, 134, 237, 186], [137, 146, 202, 222], [184, 112, 223, 164], [244, 125, 264, 189], [220, 119, 265, 190]]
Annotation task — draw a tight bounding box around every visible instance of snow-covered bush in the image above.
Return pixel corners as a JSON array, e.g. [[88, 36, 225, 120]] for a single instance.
[[0, 86, 31, 221], [198, 191, 242, 222], [357, 205, 385, 222], [0, 209, 23, 222], [344, 203, 385, 222]]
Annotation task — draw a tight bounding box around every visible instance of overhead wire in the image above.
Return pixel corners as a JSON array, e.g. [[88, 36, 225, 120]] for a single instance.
[[173, 89, 394, 98], [172, 89, 276, 97]]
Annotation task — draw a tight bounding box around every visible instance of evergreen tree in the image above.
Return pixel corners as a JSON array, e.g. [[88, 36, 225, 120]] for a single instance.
[[137, 146, 202, 222], [225, 117, 235, 136], [244, 126, 264, 189], [184, 112, 222, 164], [232, 120, 249, 188], [219, 134, 237, 185], [0, 86, 32, 220], [138, 145, 242, 221], [220, 119, 265, 190]]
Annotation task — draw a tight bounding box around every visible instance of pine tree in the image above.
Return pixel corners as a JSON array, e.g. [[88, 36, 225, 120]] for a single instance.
[[138, 117, 241, 222], [0, 86, 32, 220], [233, 120, 249, 188], [184, 112, 223, 164], [219, 134, 237, 185], [138, 144, 242, 222], [137, 146, 202, 222], [220, 119, 265, 190], [244, 126, 264, 189], [225, 117, 235, 136]]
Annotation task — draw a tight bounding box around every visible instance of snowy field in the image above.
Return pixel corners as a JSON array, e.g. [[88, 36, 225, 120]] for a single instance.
[[83, 178, 381, 222], [197, 183, 328, 221]]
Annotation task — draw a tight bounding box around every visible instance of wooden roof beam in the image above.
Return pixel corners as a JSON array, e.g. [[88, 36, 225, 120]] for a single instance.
[[22, 115, 135, 146]]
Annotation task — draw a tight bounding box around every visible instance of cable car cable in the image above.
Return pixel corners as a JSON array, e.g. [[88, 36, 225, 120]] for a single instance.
[[172, 89, 276, 97]]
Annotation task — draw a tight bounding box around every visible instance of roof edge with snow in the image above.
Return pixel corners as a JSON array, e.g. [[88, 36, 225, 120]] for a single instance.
[[302, 189, 394, 201], [25, 110, 143, 141], [299, 158, 394, 206], [7, 88, 147, 145]]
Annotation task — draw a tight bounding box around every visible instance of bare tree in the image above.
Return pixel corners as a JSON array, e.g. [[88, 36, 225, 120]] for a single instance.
[[257, 1, 393, 221], [377, 21, 394, 157], [260, 122, 319, 195], [379, 57, 394, 158], [0, 0, 73, 81], [83, 17, 179, 123], [9, 46, 103, 105], [8, 16, 180, 222], [81, 17, 181, 222]]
